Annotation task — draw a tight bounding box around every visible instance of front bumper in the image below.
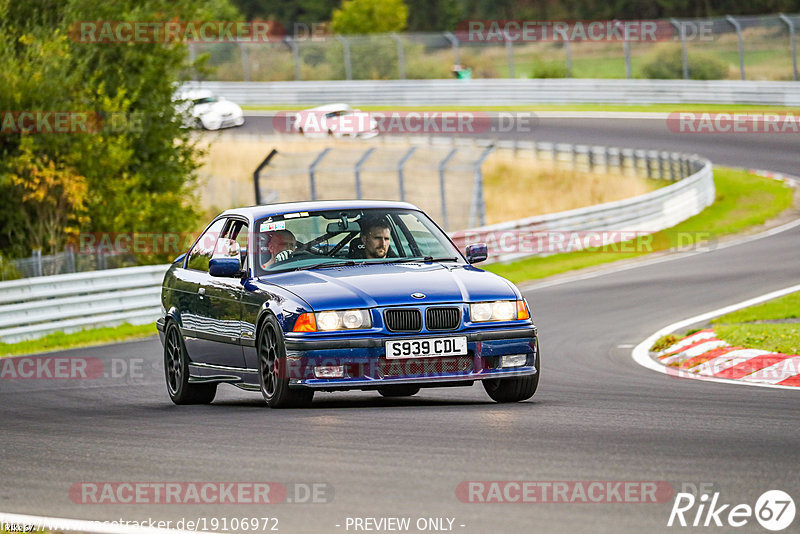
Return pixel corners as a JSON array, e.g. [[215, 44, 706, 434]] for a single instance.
[[282, 326, 538, 390]]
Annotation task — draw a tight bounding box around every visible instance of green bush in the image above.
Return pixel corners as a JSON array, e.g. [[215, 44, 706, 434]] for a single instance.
[[530, 59, 568, 78], [641, 44, 729, 80], [0, 254, 22, 281]]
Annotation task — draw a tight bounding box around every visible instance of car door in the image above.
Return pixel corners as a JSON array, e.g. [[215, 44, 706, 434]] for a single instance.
[[179, 217, 247, 368], [199, 219, 249, 369]]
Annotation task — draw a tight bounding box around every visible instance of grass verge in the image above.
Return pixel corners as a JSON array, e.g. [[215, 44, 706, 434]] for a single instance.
[[710, 291, 800, 354], [485, 167, 793, 283], [714, 324, 800, 355], [0, 322, 157, 357], [651, 334, 681, 353], [712, 292, 800, 324]]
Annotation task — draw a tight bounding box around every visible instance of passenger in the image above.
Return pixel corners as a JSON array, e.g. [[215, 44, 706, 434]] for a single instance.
[[260, 230, 297, 268]]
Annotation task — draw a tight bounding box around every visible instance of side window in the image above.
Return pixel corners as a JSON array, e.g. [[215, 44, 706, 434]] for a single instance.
[[186, 218, 226, 271], [228, 220, 249, 270]]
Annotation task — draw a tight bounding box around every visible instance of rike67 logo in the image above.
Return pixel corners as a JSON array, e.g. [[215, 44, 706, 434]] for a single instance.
[[668, 490, 795, 531]]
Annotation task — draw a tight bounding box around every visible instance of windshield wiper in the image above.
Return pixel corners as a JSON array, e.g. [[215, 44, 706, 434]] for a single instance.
[[383, 256, 459, 264], [294, 260, 357, 271]]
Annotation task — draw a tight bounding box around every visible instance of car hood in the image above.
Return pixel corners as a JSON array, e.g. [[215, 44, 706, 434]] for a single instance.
[[260, 263, 519, 310]]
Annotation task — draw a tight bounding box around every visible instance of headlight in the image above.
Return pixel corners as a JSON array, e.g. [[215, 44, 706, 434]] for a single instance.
[[470, 300, 529, 322], [316, 309, 371, 331]]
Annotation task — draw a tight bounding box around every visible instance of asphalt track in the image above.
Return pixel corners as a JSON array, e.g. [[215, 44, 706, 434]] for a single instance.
[[1, 114, 799, 533]]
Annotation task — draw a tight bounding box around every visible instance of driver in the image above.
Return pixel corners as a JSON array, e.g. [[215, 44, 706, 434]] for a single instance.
[[355, 216, 393, 259], [260, 230, 297, 268]]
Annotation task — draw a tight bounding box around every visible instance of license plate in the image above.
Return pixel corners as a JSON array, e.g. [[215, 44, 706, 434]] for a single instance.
[[385, 337, 468, 359]]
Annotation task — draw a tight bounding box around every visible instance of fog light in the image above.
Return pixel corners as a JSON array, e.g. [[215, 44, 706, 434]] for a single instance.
[[500, 354, 527, 368], [314, 365, 344, 379]]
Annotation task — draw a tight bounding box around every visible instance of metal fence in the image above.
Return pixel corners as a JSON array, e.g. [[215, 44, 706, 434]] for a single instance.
[[3, 248, 138, 281], [254, 135, 706, 233], [190, 13, 800, 82], [253, 136, 495, 231]]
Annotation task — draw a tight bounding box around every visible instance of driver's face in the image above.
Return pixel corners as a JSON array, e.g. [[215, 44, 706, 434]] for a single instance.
[[362, 227, 390, 259]]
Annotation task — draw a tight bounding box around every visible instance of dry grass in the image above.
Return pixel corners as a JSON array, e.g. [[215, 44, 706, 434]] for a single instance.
[[197, 133, 662, 227], [481, 151, 660, 224]]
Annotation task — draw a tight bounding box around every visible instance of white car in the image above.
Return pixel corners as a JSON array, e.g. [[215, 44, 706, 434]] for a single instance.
[[292, 104, 378, 138], [177, 89, 245, 130]]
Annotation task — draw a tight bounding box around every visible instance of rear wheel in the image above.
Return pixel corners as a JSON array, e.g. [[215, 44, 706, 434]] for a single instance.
[[258, 316, 314, 408], [164, 322, 217, 405], [378, 385, 421, 397]]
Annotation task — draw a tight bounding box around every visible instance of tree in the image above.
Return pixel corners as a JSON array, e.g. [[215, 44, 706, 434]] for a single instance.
[[7, 141, 89, 256], [0, 0, 240, 262], [331, 0, 408, 34], [405, 0, 461, 31]]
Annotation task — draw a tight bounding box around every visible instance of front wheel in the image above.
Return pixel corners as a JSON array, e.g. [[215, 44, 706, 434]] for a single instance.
[[483, 343, 540, 403], [163, 322, 217, 405], [258, 316, 314, 408], [483, 374, 538, 403]]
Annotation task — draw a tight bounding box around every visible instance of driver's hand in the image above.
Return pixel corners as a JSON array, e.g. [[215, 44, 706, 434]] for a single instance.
[[274, 250, 293, 262]]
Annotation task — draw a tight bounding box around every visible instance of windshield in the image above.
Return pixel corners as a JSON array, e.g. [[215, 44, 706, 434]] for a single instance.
[[193, 96, 218, 105], [253, 208, 463, 275]]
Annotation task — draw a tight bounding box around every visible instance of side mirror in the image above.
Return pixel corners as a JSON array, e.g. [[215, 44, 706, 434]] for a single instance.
[[465, 243, 488, 264], [209, 257, 242, 277], [210, 239, 243, 277]]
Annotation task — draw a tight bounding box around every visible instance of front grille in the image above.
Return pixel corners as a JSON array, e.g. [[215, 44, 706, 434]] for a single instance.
[[426, 306, 461, 330], [384, 308, 422, 332]]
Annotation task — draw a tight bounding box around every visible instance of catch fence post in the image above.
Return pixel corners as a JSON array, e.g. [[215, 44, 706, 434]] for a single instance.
[[397, 146, 417, 201], [354, 147, 376, 199], [726, 16, 746, 80], [309, 148, 332, 201], [438, 148, 458, 230]]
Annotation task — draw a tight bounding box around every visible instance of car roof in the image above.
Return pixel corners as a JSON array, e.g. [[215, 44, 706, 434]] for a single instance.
[[220, 200, 421, 221]]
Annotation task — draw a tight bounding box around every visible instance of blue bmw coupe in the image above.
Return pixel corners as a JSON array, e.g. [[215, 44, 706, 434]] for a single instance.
[[157, 200, 539, 408]]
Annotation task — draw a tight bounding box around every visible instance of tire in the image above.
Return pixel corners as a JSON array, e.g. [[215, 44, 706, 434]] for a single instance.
[[482, 342, 540, 403], [258, 315, 314, 408], [163, 322, 217, 405], [378, 385, 421, 397]]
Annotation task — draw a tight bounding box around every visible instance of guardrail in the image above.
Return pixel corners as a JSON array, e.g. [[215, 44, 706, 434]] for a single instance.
[[0, 265, 169, 344], [451, 140, 714, 262], [0, 140, 712, 344], [182, 79, 800, 106]]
